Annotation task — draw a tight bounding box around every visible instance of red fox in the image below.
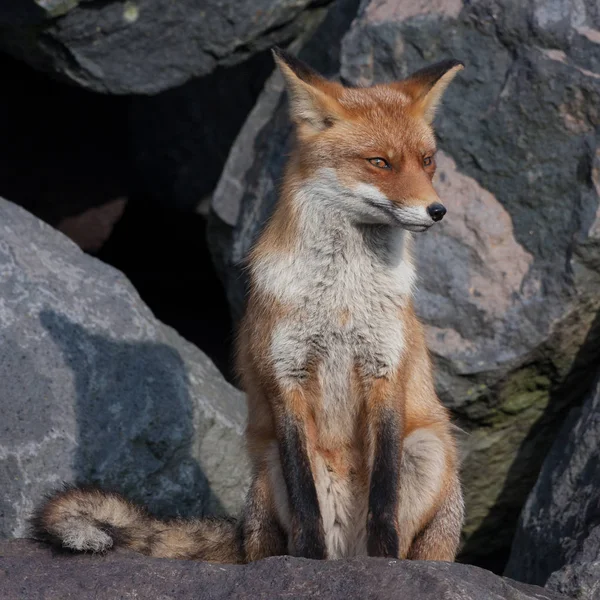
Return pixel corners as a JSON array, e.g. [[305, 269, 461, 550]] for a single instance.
[[32, 47, 465, 563]]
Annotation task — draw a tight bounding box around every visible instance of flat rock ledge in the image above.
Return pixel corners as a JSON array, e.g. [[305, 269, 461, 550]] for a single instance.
[[0, 539, 566, 600]]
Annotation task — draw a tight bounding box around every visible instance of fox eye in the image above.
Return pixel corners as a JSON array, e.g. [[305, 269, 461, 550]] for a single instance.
[[368, 157, 390, 169], [423, 156, 434, 167]]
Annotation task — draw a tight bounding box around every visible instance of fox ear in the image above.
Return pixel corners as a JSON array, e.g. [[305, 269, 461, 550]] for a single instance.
[[398, 59, 464, 124], [272, 47, 343, 132]]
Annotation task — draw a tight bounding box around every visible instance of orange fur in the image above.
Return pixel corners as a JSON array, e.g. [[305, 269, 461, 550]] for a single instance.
[[236, 49, 465, 561]]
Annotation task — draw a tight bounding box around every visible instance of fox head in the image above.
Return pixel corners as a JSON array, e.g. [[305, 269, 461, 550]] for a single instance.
[[273, 47, 464, 232]]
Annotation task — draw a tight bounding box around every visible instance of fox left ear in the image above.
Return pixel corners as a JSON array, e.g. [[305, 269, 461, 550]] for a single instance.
[[272, 46, 345, 133], [397, 59, 464, 124]]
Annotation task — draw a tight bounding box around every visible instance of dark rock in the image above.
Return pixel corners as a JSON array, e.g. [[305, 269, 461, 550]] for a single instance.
[[0, 538, 569, 600], [0, 197, 249, 540], [94, 197, 237, 384], [127, 49, 275, 213], [546, 527, 600, 600], [57, 197, 127, 252], [207, 0, 600, 571], [505, 374, 600, 599], [0, 0, 334, 94], [0, 50, 244, 376]]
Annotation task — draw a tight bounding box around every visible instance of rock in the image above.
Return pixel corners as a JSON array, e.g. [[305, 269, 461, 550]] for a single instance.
[[0, 197, 249, 540], [546, 527, 600, 600], [127, 51, 276, 212], [94, 198, 237, 383], [57, 197, 127, 252], [0, 0, 335, 94], [504, 373, 600, 599], [0, 539, 569, 600], [0, 51, 236, 375], [207, 0, 600, 570]]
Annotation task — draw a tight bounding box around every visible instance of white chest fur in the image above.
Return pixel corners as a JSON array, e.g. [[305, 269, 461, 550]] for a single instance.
[[252, 189, 416, 406]]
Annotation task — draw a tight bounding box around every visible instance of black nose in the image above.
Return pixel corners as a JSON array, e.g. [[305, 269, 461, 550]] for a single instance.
[[427, 202, 447, 222]]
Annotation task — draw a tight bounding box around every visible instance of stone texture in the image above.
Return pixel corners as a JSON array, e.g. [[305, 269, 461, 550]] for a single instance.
[[0, 197, 249, 540], [0, 0, 333, 94], [207, 0, 600, 570], [0, 538, 568, 600], [546, 527, 600, 600], [504, 373, 600, 599]]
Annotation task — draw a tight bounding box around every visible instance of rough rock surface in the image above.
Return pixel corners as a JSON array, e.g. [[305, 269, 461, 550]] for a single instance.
[[504, 374, 600, 599], [546, 528, 600, 600], [0, 197, 249, 540], [0, 539, 568, 600], [208, 0, 600, 569], [0, 0, 333, 94]]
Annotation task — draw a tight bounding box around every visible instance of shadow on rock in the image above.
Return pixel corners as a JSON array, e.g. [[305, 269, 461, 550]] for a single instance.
[[40, 309, 225, 519]]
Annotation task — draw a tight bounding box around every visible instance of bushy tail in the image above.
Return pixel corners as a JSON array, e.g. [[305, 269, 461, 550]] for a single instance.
[[31, 485, 244, 564]]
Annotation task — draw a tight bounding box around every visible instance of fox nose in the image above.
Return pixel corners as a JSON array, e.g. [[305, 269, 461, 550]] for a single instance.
[[427, 202, 446, 222]]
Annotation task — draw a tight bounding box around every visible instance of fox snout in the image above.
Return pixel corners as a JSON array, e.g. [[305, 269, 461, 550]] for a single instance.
[[427, 202, 446, 222], [388, 185, 447, 231], [351, 180, 448, 231], [375, 171, 448, 230]]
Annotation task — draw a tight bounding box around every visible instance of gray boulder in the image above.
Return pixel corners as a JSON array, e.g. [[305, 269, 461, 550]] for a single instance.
[[0, 197, 249, 540], [0, 0, 334, 94], [547, 528, 600, 600], [505, 374, 600, 599], [0, 538, 569, 600], [208, 0, 600, 568]]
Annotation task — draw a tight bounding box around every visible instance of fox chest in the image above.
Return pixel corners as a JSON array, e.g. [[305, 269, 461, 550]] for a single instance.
[[255, 229, 414, 429], [268, 264, 407, 405]]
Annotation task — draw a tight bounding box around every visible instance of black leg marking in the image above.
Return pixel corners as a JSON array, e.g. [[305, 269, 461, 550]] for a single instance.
[[367, 407, 401, 558], [279, 414, 326, 559]]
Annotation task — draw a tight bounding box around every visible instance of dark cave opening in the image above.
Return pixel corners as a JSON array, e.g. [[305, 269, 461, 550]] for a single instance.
[[0, 50, 274, 384]]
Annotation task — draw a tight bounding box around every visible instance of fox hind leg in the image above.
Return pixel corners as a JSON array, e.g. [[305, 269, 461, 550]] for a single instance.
[[397, 427, 464, 561], [406, 472, 463, 561], [241, 468, 287, 562]]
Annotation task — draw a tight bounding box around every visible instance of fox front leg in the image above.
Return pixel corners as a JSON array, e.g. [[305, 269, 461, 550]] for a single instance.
[[366, 378, 402, 558], [276, 390, 327, 559]]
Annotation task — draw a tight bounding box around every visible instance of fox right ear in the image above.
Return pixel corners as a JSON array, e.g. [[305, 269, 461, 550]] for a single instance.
[[398, 59, 465, 124], [272, 47, 344, 133]]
